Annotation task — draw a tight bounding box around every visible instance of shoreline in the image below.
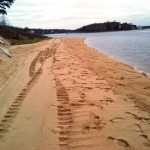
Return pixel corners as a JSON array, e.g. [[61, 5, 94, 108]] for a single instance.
[[84, 39, 150, 78], [0, 38, 150, 150], [63, 38, 150, 112]]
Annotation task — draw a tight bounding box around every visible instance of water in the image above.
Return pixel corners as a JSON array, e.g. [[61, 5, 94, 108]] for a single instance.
[[47, 30, 150, 75]]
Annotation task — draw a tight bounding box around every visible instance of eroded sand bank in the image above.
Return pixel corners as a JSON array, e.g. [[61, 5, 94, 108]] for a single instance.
[[0, 38, 150, 150]]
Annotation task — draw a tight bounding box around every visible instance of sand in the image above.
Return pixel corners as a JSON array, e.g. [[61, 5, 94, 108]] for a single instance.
[[0, 38, 150, 150]]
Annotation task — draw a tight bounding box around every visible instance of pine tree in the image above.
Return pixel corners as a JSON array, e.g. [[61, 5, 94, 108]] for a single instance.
[[0, 0, 15, 15]]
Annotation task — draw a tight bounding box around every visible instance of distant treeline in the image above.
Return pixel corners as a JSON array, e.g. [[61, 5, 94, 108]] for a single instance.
[[142, 26, 150, 29], [76, 21, 137, 33], [14, 21, 138, 35], [30, 28, 73, 34]]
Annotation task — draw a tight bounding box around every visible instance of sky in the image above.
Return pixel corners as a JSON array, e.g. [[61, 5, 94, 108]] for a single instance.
[[6, 0, 150, 29]]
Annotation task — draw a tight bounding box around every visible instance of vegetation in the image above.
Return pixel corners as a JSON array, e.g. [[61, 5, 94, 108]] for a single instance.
[[28, 28, 73, 35], [143, 26, 150, 29], [76, 21, 137, 33], [28, 21, 137, 35], [0, 0, 15, 15], [10, 38, 43, 45], [0, 25, 48, 45]]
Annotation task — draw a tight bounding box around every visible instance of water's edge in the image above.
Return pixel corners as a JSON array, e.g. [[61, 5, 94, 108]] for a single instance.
[[84, 39, 150, 78]]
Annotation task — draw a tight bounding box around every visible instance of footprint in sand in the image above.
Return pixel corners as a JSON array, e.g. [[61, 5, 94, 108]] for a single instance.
[[125, 112, 150, 122], [108, 136, 130, 148], [109, 117, 124, 123]]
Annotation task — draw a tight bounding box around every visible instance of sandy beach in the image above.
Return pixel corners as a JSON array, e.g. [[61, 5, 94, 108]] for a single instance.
[[0, 38, 150, 150]]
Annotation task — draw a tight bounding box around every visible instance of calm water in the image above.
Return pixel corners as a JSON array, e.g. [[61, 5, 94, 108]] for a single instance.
[[47, 30, 150, 75]]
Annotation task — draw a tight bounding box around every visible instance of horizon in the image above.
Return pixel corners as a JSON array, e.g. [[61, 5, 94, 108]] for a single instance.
[[6, 0, 150, 29]]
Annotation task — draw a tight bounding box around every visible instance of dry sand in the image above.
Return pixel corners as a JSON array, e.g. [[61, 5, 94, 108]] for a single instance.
[[0, 38, 150, 150]]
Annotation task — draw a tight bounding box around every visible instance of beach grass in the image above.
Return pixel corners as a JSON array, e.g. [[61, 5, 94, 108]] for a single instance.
[[9, 37, 52, 45]]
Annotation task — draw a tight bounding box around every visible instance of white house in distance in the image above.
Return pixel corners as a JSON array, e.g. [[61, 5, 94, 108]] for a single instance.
[[29, 30, 35, 34], [137, 26, 143, 30]]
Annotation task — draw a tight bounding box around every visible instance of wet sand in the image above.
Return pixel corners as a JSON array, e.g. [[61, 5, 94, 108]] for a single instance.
[[0, 38, 150, 150]]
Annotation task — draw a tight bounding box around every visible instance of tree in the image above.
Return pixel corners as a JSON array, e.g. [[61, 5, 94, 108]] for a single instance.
[[0, 0, 15, 15]]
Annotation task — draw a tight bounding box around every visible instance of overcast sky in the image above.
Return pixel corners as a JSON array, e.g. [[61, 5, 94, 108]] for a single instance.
[[6, 0, 150, 29]]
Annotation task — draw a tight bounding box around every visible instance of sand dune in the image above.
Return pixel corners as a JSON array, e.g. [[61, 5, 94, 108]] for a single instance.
[[0, 38, 150, 150]]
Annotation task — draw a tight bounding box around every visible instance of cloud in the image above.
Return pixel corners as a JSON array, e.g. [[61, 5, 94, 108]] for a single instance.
[[6, 0, 150, 29]]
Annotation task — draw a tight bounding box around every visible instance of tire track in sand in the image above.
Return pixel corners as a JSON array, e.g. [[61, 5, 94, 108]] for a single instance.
[[53, 41, 109, 150], [53, 38, 150, 150], [56, 79, 73, 150], [0, 47, 54, 140]]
